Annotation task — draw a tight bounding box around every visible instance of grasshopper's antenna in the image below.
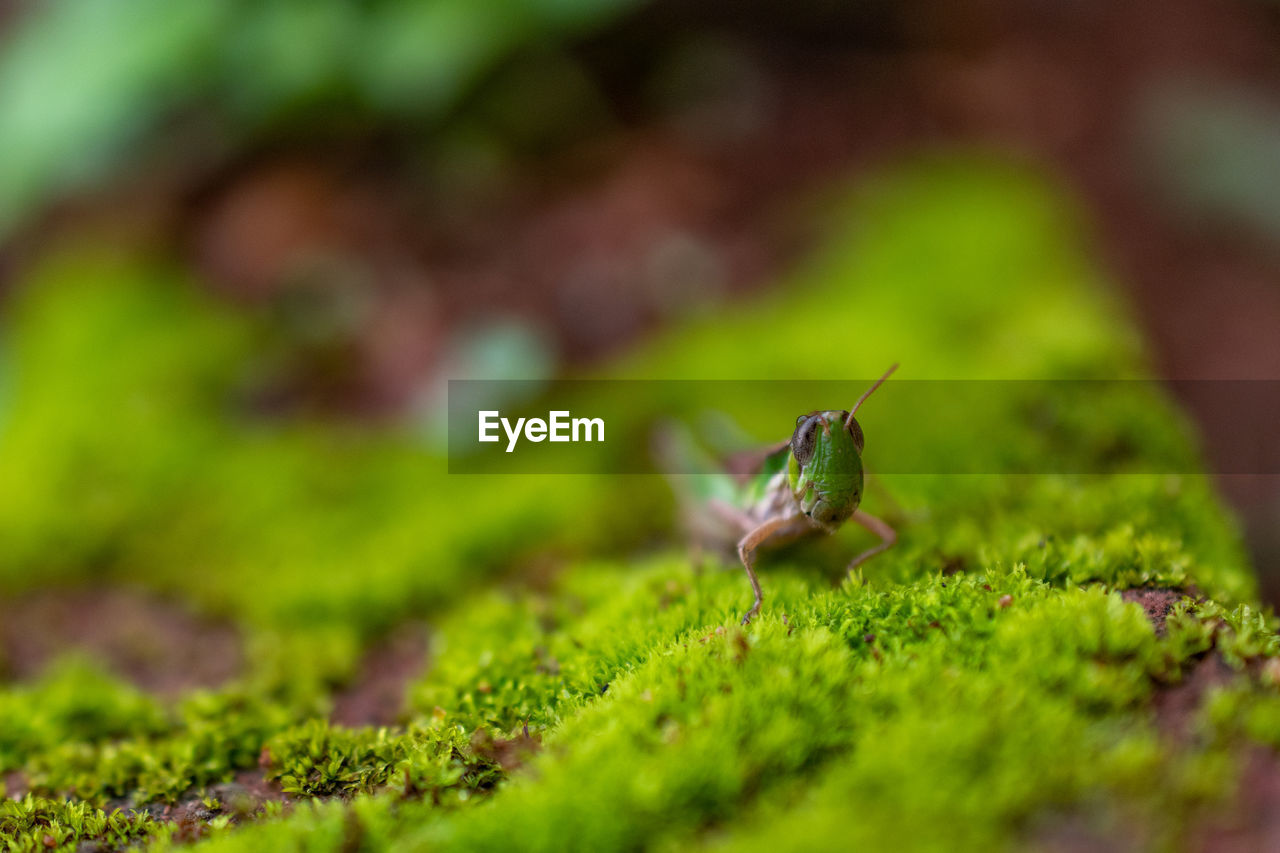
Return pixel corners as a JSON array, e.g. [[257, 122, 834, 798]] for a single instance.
[[846, 364, 898, 429]]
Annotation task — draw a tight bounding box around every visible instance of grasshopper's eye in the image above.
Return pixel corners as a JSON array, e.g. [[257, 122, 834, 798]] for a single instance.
[[845, 414, 865, 454], [791, 415, 818, 466]]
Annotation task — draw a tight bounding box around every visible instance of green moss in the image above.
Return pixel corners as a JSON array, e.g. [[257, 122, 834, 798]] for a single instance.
[[1, 795, 155, 852], [21, 690, 295, 807], [0, 157, 1275, 851], [264, 719, 499, 801], [394, 573, 1189, 851], [0, 661, 167, 773]]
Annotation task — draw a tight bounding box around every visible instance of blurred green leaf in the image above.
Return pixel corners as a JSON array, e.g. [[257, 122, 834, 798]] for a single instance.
[[0, 0, 642, 235]]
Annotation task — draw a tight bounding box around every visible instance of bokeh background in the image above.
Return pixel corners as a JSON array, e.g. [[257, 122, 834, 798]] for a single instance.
[[3, 1, 1280, 837], [4, 0, 1278, 590]]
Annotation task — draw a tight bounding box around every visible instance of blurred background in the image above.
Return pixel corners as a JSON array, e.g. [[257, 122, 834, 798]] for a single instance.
[[1, 0, 1280, 647]]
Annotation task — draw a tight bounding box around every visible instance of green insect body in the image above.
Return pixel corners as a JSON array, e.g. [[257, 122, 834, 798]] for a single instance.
[[675, 366, 898, 625]]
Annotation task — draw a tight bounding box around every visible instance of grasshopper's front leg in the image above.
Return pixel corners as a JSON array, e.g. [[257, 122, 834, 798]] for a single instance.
[[846, 509, 897, 573], [736, 515, 800, 625]]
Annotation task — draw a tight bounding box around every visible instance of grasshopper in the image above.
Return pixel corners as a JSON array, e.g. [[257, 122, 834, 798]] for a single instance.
[[667, 365, 899, 624]]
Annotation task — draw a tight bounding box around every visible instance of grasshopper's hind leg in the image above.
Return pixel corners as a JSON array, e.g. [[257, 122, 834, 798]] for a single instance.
[[846, 509, 897, 574], [684, 499, 756, 574]]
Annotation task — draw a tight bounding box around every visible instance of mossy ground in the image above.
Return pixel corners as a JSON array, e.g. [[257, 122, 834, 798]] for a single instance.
[[2, 158, 1278, 852]]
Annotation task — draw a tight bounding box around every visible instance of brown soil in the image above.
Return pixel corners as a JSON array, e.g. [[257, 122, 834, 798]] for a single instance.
[[2, 770, 25, 799], [131, 770, 291, 844], [0, 588, 241, 695], [1031, 810, 1149, 853], [1120, 588, 1185, 637], [1189, 747, 1280, 852], [330, 624, 429, 728], [470, 727, 541, 773], [1152, 653, 1237, 743]]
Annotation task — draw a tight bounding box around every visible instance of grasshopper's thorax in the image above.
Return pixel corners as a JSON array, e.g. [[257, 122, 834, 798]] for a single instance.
[[787, 410, 864, 532]]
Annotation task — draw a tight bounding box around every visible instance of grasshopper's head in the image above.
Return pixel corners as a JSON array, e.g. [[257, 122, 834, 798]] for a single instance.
[[787, 365, 896, 532], [787, 410, 864, 530]]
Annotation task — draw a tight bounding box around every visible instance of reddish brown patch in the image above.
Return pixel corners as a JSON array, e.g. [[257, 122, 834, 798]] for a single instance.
[[216, 769, 292, 816], [1153, 654, 1237, 743], [1121, 588, 1185, 637], [330, 625, 429, 727], [138, 770, 291, 842], [1030, 809, 1148, 853], [3, 770, 26, 800], [1189, 747, 1280, 852], [0, 589, 241, 695], [155, 799, 222, 844], [470, 728, 541, 773]]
